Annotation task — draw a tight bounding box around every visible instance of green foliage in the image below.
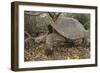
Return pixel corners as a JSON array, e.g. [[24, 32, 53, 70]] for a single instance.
[[64, 13, 90, 30], [36, 14, 53, 33], [24, 12, 53, 37], [24, 14, 37, 37]]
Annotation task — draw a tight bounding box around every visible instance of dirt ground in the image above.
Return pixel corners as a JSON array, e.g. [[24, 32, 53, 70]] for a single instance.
[[24, 42, 90, 61]]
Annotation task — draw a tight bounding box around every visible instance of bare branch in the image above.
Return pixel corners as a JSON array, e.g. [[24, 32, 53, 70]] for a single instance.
[[56, 13, 61, 19], [48, 12, 61, 21], [48, 12, 54, 19], [24, 31, 32, 38]]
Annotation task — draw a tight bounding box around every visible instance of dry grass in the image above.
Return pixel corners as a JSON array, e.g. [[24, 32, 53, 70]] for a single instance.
[[24, 42, 90, 61]]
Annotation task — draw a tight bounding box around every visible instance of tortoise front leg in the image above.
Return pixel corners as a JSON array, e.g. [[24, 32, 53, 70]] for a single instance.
[[45, 34, 54, 56]]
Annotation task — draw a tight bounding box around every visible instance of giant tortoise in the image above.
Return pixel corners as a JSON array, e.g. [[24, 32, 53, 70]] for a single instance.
[[45, 13, 89, 55]]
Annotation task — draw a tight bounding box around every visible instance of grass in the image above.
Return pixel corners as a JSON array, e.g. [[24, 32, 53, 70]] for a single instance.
[[24, 42, 90, 61]]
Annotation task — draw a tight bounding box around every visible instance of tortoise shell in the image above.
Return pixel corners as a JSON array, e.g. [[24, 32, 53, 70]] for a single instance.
[[50, 17, 86, 40]]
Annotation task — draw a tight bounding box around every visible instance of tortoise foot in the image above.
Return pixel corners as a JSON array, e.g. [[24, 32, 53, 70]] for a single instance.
[[45, 49, 54, 56]]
